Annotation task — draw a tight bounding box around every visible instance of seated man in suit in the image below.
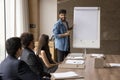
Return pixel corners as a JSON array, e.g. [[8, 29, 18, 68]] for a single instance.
[[0, 37, 41, 80], [20, 32, 51, 80]]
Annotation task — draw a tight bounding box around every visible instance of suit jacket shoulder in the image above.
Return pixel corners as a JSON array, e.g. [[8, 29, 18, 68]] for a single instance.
[[0, 55, 40, 80]]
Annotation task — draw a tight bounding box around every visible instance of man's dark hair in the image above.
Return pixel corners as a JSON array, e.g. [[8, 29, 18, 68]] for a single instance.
[[59, 9, 66, 14], [20, 32, 34, 48], [6, 37, 21, 57]]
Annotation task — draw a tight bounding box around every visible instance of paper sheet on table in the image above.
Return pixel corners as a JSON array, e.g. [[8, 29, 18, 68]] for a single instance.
[[109, 63, 120, 67], [69, 53, 83, 56], [66, 56, 84, 59], [65, 60, 84, 64], [91, 54, 104, 58], [52, 71, 78, 79]]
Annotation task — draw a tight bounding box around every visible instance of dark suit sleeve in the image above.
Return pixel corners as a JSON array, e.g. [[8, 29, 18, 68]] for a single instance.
[[18, 60, 41, 80], [27, 54, 43, 76], [28, 54, 51, 78]]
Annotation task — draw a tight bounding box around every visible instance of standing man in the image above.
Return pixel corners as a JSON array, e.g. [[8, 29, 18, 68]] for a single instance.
[[53, 9, 73, 62]]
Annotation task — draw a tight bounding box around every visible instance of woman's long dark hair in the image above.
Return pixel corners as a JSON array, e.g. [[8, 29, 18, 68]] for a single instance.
[[36, 34, 49, 55], [36, 34, 55, 64]]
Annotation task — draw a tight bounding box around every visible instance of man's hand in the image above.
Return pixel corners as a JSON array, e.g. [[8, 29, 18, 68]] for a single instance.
[[64, 31, 70, 36], [59, 31, 70, 37]]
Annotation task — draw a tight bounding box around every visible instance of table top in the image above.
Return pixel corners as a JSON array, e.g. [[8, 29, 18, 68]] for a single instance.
[[52, 54, 120, 80]]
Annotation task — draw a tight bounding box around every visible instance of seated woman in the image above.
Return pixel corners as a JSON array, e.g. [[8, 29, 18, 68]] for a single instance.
[[36, 34, 58, 73]]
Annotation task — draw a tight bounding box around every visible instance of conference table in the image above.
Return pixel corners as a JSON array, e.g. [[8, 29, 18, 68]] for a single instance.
[[51, 54, 120, 80]]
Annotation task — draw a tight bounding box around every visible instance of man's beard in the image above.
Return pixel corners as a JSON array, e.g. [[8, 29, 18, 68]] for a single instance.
[[61, 18, 66, 22]]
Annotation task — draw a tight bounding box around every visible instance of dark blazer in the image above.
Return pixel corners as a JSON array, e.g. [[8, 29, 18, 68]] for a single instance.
[[0, 55, 39, 80], [20, 48, 50, 78]]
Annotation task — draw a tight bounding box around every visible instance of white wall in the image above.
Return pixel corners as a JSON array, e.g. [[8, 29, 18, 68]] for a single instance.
[[39, 0, 57, 38]]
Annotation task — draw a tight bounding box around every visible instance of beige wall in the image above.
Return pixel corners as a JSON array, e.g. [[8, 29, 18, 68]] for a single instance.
[[28, 0, 39, 41], [39, 0, 57, 38]]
